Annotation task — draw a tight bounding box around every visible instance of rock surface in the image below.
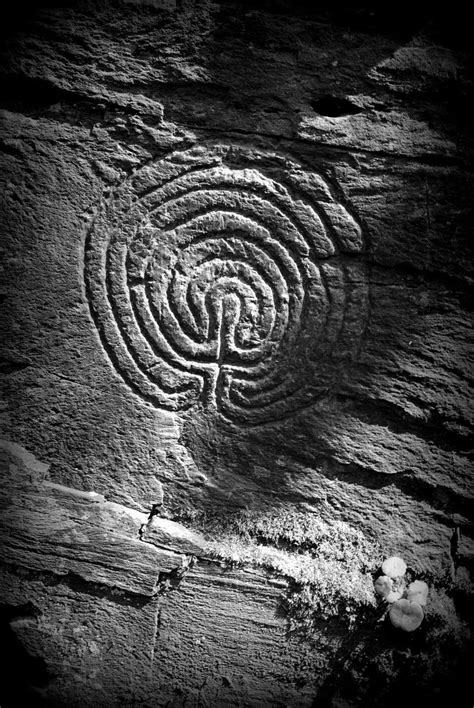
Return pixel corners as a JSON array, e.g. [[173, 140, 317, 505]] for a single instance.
[[0, 439, 185, 596], [0, 2, 472, 705], [142, 516, 207, 555]]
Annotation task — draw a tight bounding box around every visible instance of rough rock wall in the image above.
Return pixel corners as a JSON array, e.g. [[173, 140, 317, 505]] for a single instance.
[[0, 2, 472, 706]]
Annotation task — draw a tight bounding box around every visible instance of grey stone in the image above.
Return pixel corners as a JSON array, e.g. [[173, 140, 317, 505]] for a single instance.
[[141, 515, 207, 555], [0, 2, 472, 704], [0, 440, 185, 597]]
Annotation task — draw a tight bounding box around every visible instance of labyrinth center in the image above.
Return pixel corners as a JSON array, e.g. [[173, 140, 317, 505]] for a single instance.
[[84, 146, 368, 423]]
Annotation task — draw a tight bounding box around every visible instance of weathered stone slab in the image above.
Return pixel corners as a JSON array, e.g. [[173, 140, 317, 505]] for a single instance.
[[0, 440, 185, 596], [142, 516, 207, 555], [152, 562, 330, 706], [0, 565, 162, 708]]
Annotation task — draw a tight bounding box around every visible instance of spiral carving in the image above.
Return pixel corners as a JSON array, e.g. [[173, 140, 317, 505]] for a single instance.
[[84, 145, 368, 424]]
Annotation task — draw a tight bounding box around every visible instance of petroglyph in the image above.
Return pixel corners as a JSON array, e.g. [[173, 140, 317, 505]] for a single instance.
[[84, 145, 368, 423]]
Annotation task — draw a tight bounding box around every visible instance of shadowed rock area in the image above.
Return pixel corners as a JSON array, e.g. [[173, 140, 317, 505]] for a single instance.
[[0, 1, 473, 705]]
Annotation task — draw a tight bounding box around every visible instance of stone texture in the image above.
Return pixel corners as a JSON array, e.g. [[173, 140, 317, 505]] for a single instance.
[[0, 440, 185, 596], [0, 564, 163, 707], [150, 562, 331, 707], [142, 516, 207, 555], [0, 2, 472, 705]]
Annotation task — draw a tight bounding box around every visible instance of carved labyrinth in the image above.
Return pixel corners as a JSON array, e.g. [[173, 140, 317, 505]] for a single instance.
[[84, 145, 369, 424]]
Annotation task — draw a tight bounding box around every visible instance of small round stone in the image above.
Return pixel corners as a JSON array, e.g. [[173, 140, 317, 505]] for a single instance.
[[386, 590, 403, 603], [382, 556, 407, 578], [374, 575, 393, 598], [406, 580, 429, 606], [389, 599, 424, 632]]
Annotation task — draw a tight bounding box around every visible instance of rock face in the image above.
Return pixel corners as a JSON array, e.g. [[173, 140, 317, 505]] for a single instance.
[[0, 2, 472, 706]]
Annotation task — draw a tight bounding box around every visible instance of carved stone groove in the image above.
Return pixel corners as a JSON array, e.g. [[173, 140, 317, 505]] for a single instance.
[[85, 145, 369, 423]]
